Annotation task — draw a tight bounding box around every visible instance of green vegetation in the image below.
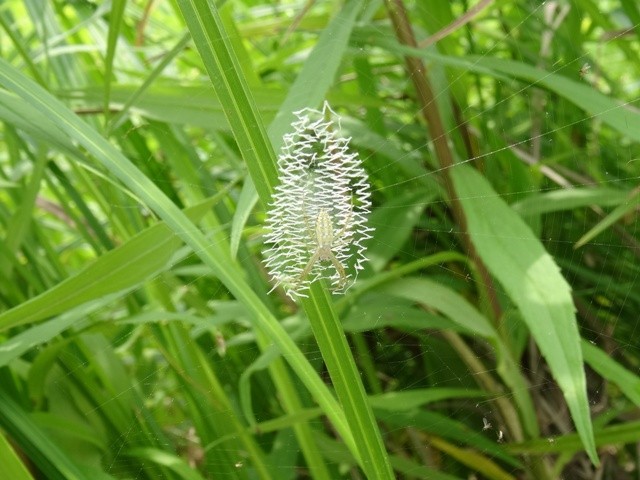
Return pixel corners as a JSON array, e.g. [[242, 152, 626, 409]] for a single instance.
[[1, 1, 639, 478]]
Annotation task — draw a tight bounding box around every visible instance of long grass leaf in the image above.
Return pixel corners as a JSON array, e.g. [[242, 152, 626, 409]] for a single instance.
[[0, 390, 86, 480], [0, 197, 217, 330], [451, 165, 598, 464], [581, 339, 640, 407], [0, 431, 34, 480], [360, 34, 640, 142]]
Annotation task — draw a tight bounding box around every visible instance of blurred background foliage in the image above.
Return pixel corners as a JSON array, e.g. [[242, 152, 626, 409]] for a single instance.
[[0, 0, 639, 479]]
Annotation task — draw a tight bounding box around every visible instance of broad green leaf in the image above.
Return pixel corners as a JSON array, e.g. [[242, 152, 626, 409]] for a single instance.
[[30, 412, 107, 453], [343, 295, 466, 333], [451, 165, 598, 464], [472, 56, 640, 143], [381, 278, 496, 338], [63, 84, 284, 131], [0, 197, 217, 331], [0, 296, 117, 366], [0, 90, 74, 152]]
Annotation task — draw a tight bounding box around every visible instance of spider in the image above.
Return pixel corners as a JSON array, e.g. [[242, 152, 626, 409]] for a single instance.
[[296, 207, 352, 290]]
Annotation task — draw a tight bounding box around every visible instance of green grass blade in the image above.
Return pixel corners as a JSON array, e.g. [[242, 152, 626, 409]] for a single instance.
[[267, 0, 363, 151], [230, 178, 257, 259], [0, 297, 114, 366], [367, 190, 432, 272], [0, 432, 34, 480], [575, 189, 640, 248], [0, 390, 86, 480], [471, 56, 640, 143], [0, 152, 46, 278], [64, 84, 284, 129], [302, 285, 394, 478], [108, 32, 192, 132], [175, 1, 393, 477], [125, 448, 205, 480], [378, 277, 538, 438], [175, 0, 278, 204], [581, 339, 640, 407], [103, 0, 127, 118], [381, 278, 496, 337], [0, 197, 217, 330], [510, 420, 640, 456], [1, 2, 637, 477], [512, 188, 633, 216], [375, 407, 521, 468], [360, 34, 640, 142], [0, 90, 74, 152]]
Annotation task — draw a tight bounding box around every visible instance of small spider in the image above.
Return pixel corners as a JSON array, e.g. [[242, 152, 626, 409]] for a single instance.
[[296, 208, 351, 290]]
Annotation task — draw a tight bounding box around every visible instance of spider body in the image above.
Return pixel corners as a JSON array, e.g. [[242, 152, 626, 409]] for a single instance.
[[314, 209, 336, 260], [297, 208, 348, 289]]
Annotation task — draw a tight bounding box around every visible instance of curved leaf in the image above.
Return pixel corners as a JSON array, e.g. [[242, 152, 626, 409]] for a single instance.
[[451, 165, 597, 464]]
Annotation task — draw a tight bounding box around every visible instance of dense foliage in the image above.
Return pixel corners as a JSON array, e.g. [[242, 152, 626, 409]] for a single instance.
[[1, 1, 639, 479]]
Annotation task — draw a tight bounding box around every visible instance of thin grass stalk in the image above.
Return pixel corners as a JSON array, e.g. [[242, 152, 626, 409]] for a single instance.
[[175, 1, 394, 477]]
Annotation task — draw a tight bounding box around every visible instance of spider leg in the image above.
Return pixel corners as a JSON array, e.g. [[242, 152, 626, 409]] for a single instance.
[[296, 250, 320, 287], [331, 205, 354, 248], [328, 252, 347, 288]]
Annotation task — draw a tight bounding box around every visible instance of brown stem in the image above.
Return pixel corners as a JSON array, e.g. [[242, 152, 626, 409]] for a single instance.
[[384, 0, 502, 322]]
